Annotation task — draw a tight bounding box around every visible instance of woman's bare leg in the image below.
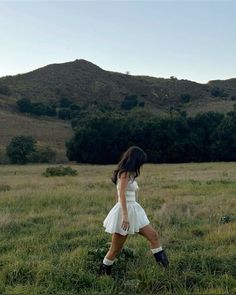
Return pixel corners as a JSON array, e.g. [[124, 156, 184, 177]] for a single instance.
[[138, 224, 161, 248], [138, 224, 169, 267], [105, 232, 129, 260]]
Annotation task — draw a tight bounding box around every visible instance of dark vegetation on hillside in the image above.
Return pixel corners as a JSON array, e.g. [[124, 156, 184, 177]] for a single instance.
[[66, 108, 236, 164], [0, 59, 236, 165], [6, 135, 56, 164]]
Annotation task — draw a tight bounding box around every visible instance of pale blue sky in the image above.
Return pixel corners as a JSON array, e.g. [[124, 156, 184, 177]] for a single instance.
[[0, 0, 235, 83]]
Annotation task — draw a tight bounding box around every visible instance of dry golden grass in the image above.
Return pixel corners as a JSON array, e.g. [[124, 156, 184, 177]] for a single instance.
[[184, 98, 235, 116], [0, 109, 73, 162]]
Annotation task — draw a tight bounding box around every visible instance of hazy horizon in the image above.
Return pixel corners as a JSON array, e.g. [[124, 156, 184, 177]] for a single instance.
[[0, 1, 235, 84]]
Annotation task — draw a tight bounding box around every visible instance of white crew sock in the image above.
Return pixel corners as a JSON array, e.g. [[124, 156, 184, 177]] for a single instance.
[[151, 246, 163, 254], [103, 256, 115, 266]]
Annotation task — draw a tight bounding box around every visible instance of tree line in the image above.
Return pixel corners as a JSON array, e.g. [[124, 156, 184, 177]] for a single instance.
[[16, 94, 146, 120], [3, 107, 235, 165], [66, 109, 236, 164]]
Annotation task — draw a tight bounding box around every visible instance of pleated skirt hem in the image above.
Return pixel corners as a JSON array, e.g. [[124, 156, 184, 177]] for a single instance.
[[103, 201, 151, 236]]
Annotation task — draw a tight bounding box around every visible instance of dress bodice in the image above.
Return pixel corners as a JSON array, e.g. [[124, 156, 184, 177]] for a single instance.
[[116, 177, 139, 202]]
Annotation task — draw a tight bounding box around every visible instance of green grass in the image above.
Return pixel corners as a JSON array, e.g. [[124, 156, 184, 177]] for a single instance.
[[0, 162, 235, 294]]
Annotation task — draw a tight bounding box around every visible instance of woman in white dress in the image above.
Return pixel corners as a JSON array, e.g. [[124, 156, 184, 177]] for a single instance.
[[99, 146, 169, 275]]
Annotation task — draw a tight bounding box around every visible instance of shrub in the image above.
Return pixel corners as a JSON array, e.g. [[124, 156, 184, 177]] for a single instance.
[[6, 136, 36, 164], [121, 95, 138, 110], [16, 98, 33, 113], [210, 87, 228, 98], [28, 146, 57, 163], [70, 103, 81, 111], [16, 98, 57, 117], [0, 83, 10, 95], [43, 165, 78, 177], [70, 110, 81, 119], [59, 97, 72, 108], [31, 102, 56, 116], [220, 214, 236, 224], [180, 94, 191, 103], [58, 108, 71, 120], [170, 76, 178, 80]]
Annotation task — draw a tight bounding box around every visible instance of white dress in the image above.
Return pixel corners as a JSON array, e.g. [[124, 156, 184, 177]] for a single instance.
[[103, 177, 150, 235]]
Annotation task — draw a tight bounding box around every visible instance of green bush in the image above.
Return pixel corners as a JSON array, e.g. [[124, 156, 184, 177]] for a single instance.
[[121, 95, 138, 110], [220, 214, 236, 224], [58, 108, 72, 120], [6, 136, 56, 164], [28, 146, 57, 163], [6, 135, 36, 164], [0, 83, 10, 95], [180, 93, 191, 103], [59, 97, 72, 108], [43, 165, 78, 177], [16, 98, 33, 113], [16, 98, 57, 117], [210, 86, 228, 98]]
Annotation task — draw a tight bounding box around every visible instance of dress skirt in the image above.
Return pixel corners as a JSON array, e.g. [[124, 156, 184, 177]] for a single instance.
[[103, 193, 150, 236]]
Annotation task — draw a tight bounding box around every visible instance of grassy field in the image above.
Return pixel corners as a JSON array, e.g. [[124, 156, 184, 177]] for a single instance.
[[0, 109, 73, 163], [0, 162, 235, 294]]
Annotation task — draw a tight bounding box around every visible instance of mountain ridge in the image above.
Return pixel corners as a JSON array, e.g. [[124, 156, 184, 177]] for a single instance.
[[0, 59, 235, 116]]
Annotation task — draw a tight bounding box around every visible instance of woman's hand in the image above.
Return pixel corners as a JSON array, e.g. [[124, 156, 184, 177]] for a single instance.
[[121, 212, 130, 231]]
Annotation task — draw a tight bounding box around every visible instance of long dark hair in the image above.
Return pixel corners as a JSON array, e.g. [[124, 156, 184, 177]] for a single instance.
[[111, 146, 147, 185]]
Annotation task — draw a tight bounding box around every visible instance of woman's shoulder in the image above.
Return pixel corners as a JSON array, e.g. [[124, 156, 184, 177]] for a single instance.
[[117, 172, 137, 186], [118, 171, 135, 181]]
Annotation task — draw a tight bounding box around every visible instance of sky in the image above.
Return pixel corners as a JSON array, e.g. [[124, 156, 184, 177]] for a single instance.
[[0, 0, 235, 84]]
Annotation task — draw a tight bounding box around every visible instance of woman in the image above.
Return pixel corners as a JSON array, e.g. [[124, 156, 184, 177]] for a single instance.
[[99, 146, 169, 275]]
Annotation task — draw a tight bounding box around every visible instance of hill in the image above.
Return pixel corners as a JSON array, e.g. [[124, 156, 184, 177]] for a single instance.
[[0, 59, 235, 113], [0, 59, 235, 163]]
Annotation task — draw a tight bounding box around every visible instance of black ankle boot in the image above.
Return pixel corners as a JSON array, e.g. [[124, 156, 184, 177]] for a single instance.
[[99, 262, 112, 275], [153, 249, 169, 268]]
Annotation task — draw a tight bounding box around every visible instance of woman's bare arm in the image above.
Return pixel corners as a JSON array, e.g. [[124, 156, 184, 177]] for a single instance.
[[118, 171, 130, 231]]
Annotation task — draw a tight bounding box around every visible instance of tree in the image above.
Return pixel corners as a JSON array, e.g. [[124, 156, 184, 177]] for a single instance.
[[170, 76, 178, 80], [6, 136, 36, 164], [121, 95, 138, 110], [180, 94, 191, 103], [66, 115, 131, 164], [0, 83, 10, 95], [210, 86, 228, 98], [17, 99, 57, 117], [70, 104, 81, 111], [187, 112, 224, 161], [66, 110, 234, 164], [211, 111, 236, 161], [58, 108, 71, 120], [59, 97, 72, 108], [28, 146, 57, 163], [17, 98, 33, 113]]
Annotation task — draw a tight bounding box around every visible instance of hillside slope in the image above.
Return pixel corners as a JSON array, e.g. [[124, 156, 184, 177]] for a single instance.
[[0, 108, 73, 163], [0, 59, 235, 163], [1, 59, 235, 112]]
